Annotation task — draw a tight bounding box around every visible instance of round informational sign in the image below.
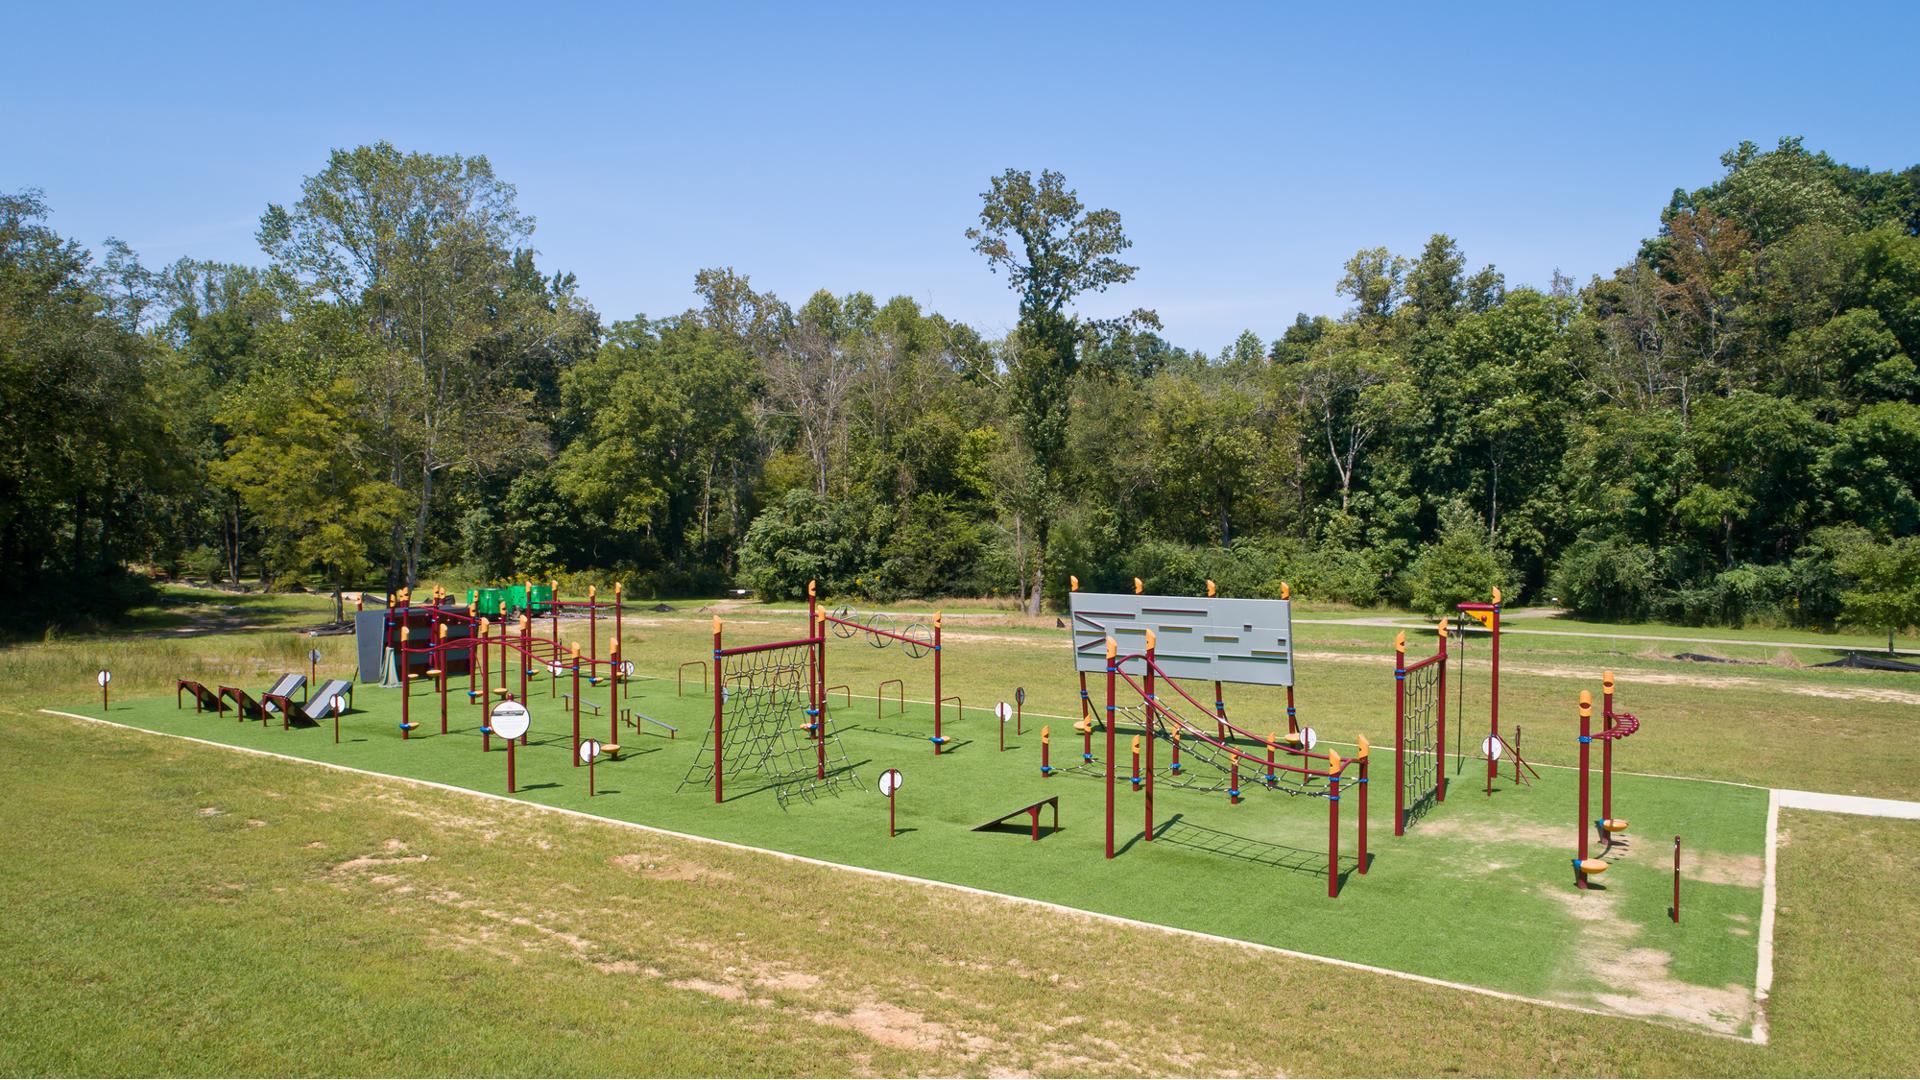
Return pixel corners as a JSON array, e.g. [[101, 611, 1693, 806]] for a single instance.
[[309, 648, 323, 664], [995, 701, 1012, 723], [878, 768, 903, 797], [578, 738, 601, 764], [1015, 686, 1025, 706], [1481, 734, 1504, 762], [619, 660, 635, 676], [549, 661, 565, 678], [1300, 726, 1317, 751], [97, 670, 111, 686], [490, 700, 531, 741]]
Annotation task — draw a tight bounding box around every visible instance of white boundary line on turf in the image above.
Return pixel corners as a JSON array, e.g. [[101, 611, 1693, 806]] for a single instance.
[[40, 707, 1763, 1047]]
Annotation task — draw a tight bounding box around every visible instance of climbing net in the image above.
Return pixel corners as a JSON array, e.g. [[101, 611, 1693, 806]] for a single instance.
[[679, 640, 861, 808], [1065, 670, 1332, 801], [1395, 632, 1447, 832]]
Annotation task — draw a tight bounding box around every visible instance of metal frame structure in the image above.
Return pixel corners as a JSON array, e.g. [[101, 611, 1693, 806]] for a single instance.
[[805, 581, 947, 753], [1394, 625, 1448, 835]]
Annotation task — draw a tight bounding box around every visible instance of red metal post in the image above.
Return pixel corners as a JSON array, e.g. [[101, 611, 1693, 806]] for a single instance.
[[1144, 640, 1156, 842], [1041, 726, 1051, 776], [1436, 623, 1448, 804], [609, 643, 620, 747], [1489, 595, 1501, 796], [1328, 769, 1341, 898], [507, 737, 517, 793], [712, 619, 724, 803], [1577, 691, 1592, 888], [519, 615, 530, 704], [1357, 756, 1369, 874], [889, 790, 896, 837], [1671, 836, 1681, 922], [1602, 672, 1615, 824], [588, 585, 598, 664], [480, 619, 492, 752], [438, 623, 449, 735], [815, 616, 826, 779], [1104, 641, 1117, 859], [933, 614, 944, 755], [1394, 633, 1406, 835], [1215, 679, 1226, 740]]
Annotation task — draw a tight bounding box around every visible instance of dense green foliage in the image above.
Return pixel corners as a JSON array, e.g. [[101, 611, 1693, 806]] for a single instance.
[[6, 138, 1918, 638]]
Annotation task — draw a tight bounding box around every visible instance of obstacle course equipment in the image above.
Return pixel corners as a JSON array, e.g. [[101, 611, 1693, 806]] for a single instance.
[[1574, 672, 1643, 888], [680, 617, 862, 808], [1394, 625, 1448, 834], [807, 581, 947, 753]]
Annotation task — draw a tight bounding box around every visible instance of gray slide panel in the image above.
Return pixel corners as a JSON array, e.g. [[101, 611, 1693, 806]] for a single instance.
[[1068, 592, 1293, 687]]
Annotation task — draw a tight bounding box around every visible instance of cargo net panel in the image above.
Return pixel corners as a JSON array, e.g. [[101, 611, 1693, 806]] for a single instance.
[[679, 642, 862, 808]]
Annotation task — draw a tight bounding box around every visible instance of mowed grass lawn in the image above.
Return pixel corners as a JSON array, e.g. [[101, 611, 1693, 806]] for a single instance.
[[2, 586, 1918, 1075]]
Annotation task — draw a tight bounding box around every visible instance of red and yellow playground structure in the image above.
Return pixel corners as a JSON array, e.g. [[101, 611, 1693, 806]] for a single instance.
[[1574, 670, 1642, 887], [382, 583, 669, 765]]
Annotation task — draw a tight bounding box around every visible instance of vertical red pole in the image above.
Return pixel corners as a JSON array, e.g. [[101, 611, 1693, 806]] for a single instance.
[[1436, 620, 1448, 804], [1079, 672, 1091, 726], [1041, 726, 1051, 776], [1577, 690, 1592, 888], [1328, 769, 1341, 898], [1602, 672, 1615, 825], [1215, 679, 1226, 740], [1104, 639, 1117, 860], [571, 645, 582, 766], [480, 618, 492, 752], [609, 644, 620, 747], [614, 582, 623, 667], [1357, 756, 1369, 874], [1488, 593, 1501, 797], [1144, 653, 1155, 841], [814, 616, 826, 780], [933, 614, 944, 754], [889, 791, 896, 837], [438, 624, 449, 734], [588, 585, 598, 665], [507, 738, 517, 794], [1016, 697, 1022, 736], [1394, 632, 1406, 836], [519, 615, 529, 704], [1285, 684, 1297, 736], [401, 619, 411, 739], [806, 580, 817, 744], [1671, 836, 1681, 922], [549, 580, 558, 654], [498, 602, 509, 704], [712, 618, 724, 804], [467, 603, 477, 705], [589, 756, 596, 797]]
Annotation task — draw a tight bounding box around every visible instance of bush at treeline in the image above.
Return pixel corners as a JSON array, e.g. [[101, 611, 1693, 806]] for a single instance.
[[4, 138, 1918, 640]]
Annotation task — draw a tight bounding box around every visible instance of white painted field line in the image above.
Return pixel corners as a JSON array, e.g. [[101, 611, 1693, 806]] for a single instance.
[[37, 707, 1761, 1046], [1756, 789, 1779, 1047]]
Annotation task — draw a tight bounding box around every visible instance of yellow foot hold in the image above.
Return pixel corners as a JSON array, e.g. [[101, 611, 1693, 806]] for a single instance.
[[1601, 819, 1630, 833], [1578, 859, 1610, 875], [603, 744, 621, 757]]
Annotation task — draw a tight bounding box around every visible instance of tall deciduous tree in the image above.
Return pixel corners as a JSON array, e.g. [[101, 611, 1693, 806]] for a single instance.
[[968, 168, 1155, 612]]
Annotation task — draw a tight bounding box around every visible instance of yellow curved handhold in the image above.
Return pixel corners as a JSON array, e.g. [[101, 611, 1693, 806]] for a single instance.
[[570, 642, 581, 658], [1131, 735, 1141, 754], [614, 581, 623, 596], [1074, 718, 1093, 735], [1578, 859, 1609, 875], [1602, 819, 1630, 833], [711, 616, 722, 635], [1266, 732, 1278, 748], [1395, 631, 1407, 651], [479, 617, 490, 632], [1356, 734, 1371, 760], [808, 579, 817, 599], [1145, 628, 1157, 651], [1280, 581, 1291, 600], [1133, 577, 1143, 595], [1105, 637, 1117, 662], [1327, 748, 1343, 774], [1603, 670, 1615, 690], [1280, 731, 1302, 745], [1206, 579, 1217, 597], [1491, 585, 1502, 606], [1437, 616, 1450, 639], [1579, 689, 1592, 716], [1070, 574, 1080, 592], [1041, 726, 1050, 743], [589, 584, 597, 599]]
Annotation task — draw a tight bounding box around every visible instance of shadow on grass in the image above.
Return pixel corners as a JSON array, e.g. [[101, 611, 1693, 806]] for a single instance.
[[1150, 814, 1360, 884]]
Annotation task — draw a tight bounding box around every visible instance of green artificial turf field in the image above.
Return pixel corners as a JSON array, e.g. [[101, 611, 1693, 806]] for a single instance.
[[70, 619, 1770, 1040]]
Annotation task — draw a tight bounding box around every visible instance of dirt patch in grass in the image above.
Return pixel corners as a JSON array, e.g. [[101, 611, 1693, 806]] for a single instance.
[[1545, 886, 1754, 1036]]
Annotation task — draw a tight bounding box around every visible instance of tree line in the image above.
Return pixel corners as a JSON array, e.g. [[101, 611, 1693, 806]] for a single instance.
[[4, 138, 1917, 643]]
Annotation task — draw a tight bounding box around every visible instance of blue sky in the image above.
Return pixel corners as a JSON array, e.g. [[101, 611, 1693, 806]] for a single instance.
[[6, 1, 1918, 348]]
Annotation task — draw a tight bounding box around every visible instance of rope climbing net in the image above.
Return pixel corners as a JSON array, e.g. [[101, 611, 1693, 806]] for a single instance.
[[1394, 629, 1448, 835], [679, 637, 861, 808]]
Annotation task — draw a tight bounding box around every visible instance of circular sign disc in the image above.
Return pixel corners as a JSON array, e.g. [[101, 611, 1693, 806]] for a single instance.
[[97, 670, 111, 686], [490, 700, 531, 741], [878, 768, 903, 797], [1300, 726, 1317, 751], [1481, 734, 1504, 762], [309, 648, 323, 663], [549, 661, 565, 677], [995, 701, 1012, 723], [1015, 687, 1025, 706], [619, 660, 635, 676], [578, 738, 601, 764]]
